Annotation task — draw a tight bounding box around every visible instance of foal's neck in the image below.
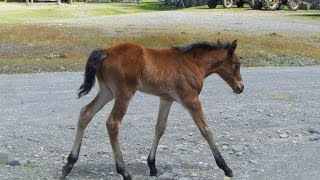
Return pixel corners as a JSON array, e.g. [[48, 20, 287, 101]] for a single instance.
[[186, 49, 225, 78]]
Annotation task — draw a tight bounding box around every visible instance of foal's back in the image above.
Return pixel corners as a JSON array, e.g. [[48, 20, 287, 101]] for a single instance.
[[102, 42, 192, 98]]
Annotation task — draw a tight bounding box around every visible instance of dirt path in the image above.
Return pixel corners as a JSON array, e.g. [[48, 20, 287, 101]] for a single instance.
[[0, 67, 319, 179]]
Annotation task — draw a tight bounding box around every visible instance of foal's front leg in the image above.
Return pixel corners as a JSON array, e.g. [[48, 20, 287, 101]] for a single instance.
[[181, 94, 233, 178], [148, 98, 173, 176]]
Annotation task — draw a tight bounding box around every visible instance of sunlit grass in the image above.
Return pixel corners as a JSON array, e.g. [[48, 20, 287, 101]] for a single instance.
[[0, 23, 319, 73], [0, 1, 176, 23]]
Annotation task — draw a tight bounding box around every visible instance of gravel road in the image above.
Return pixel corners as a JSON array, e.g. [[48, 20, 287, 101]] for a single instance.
[[1, 67, 320, 179], [38, 11, 320, 36], [65, 11, 320, 35]]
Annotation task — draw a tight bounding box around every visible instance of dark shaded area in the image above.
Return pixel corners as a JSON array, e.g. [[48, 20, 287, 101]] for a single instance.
[[294, 13, 320, 19], [136, 1, 178, 10]]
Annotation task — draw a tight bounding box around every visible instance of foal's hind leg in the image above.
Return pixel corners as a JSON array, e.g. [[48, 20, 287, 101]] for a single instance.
[[62, 86, 114, 178], [148, 98, 173, 176], [106, 93, 135, 180], [181, 94, 233, 178]]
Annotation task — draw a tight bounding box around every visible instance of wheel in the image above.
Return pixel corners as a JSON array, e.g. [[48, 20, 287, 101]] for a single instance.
[[207, 0, 218, 8], [262, 0, 280, 10], [223, 0, 234, 8], [287, 0, 300, 10], [236, 2, 245, 7], [249, 0, 263, 9]]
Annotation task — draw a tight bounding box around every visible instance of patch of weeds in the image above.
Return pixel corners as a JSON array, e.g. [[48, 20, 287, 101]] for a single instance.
[[292, 13, 320, 22], [22, 162, 41, 169], [295, 13, 320, 18]]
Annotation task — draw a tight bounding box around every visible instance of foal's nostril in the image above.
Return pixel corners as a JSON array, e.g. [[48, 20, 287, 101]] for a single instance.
[[235, 85, 244, 94]]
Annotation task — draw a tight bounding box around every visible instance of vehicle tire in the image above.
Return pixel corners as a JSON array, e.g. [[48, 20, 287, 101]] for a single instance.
[[207, 0, 218, 8], [249, 0, 263, 9], [287, 0, 300, 10], [223, 0, 234, 8], [262, 0, 279, 10], [236, 2, 245, 7]]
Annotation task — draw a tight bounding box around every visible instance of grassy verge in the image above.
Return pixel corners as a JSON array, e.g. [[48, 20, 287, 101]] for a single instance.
[[1, 23, 319, 73], [293, 13, 320, 21]]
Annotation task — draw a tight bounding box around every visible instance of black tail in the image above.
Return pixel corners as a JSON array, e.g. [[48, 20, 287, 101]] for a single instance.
[[78, 48, 106, 98]]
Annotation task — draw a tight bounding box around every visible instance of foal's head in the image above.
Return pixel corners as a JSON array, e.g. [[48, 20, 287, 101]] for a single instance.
[[215, 40, 244, 94]]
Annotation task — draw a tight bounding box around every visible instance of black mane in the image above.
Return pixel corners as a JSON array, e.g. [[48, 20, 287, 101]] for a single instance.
[[172, 41, 231, 53]]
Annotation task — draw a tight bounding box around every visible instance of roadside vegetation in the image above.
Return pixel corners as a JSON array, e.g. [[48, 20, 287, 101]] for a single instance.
[[0, 2, 319, 73]]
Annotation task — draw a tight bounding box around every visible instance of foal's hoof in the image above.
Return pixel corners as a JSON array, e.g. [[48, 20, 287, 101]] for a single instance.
[[225, 168, 233, 177], [62, 164, 73, 178], [149, 167, 157, 176], [223, 175, 232, 180], [123, 174, 132, 180]]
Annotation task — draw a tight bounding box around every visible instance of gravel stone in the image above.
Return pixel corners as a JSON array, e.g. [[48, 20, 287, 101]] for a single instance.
[[308, 127, 319, 134], [222, 145, 229, 150], [177, 177, 191, 180], [310, 134, 320, 141], [280, 133, 289, 138], [158, 145, 168, 150], [248, 159, 259, 164], [7, 160, 20, 167], [231, 145, 243, 152], [158, 172, 174, 180], [236, 152, 244, 156]]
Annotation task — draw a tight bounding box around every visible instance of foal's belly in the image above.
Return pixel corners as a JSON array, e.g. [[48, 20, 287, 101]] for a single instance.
[[137, 80, 177, 100]]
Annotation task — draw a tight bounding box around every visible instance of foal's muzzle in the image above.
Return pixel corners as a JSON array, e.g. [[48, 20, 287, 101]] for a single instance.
[[234, 82, 244, 94]]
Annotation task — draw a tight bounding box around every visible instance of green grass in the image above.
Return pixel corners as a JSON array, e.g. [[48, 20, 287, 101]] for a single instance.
[[0, 1, 176, 23], [293, 13, 320, 20]]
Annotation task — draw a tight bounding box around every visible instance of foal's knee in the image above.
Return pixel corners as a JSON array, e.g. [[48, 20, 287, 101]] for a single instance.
[[106, 119, 120, 135], [78, 107, 93, 128]]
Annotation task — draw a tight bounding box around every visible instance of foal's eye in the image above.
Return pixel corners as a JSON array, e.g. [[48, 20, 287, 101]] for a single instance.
[[233, 63, 240, 69]]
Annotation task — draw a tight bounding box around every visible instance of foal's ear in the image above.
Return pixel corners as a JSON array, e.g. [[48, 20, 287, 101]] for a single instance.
[[217, 39, 223, 48], [228, 40, 237, 55]]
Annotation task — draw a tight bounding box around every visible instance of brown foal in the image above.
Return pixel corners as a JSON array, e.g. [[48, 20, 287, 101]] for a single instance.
[[62, 40, 244, 180]]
